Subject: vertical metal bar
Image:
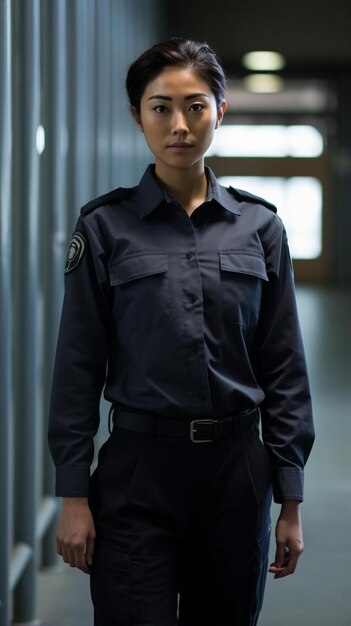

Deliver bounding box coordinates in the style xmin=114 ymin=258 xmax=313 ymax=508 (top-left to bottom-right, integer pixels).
xmin=40 ymin=0 xmax=68 ymax=567
xmin=74 ymin=0 xmax=96 ymax=210
xmin=12 ymin=0 xmax=42 ymax=621
xmin=110 ymin=0 xmax=127 ymax=186
xmin=93 ymin=0 xmax=112 ymax=447
xmin=65 ymin=0 xmax=77 ymax=236
xmin=0 ymin=1 xmax=13 ymax=624
xmin=95 ymin=0 xmax=112 ymax=196
xmin=66 ymin=0 xmax=96 ymax=238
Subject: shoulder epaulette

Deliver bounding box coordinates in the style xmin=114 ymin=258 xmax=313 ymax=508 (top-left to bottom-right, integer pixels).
xmin=227 ymin=186 xmax=277 ymax=213
xmin=80 ymin=186 xmax=133 ymax=217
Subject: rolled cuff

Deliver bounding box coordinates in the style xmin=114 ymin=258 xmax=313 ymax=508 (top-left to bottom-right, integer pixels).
xmin=272 ymin=467 xmax=304 ymax=503
xmin=55 ymin=465 xmax=91 ymax=497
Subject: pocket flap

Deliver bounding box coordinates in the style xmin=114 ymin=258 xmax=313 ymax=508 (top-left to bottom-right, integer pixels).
xmin=219 ymin=251 xmax=269 ymax=281
xmin=108 ymin=253 xmax=169 ymax=286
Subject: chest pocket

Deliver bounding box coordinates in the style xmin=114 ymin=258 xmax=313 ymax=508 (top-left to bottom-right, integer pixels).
xmin=108 ymin=253 xmax=173 ymax=333
xmin=219 ymin=251 xmax=269 ymax=327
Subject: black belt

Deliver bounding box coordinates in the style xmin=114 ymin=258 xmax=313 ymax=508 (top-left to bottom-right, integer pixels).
xmin=108 ymin=406 xmax=260 ymax=443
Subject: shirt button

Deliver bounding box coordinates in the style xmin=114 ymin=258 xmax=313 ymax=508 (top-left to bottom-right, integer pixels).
xmin=186 ymin=252 xmax=193 ymax=260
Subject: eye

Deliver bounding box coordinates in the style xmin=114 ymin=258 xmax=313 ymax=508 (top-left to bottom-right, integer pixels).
xmin=189 ymin=103 xmax=205 ymax=113
xmin=153 ymin=105 xmax=168 ymax=114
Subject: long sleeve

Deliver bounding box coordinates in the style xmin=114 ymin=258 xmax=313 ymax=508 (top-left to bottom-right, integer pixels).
xmin=47 ymin=165 xmax=315 ymax=501
xmin=253 ymin=221 xmax=315 ymax=503
xmin=47 ymin=216 xmax=111 ymax=496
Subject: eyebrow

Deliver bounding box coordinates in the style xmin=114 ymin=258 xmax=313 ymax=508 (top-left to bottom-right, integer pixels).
xmin=147 ymin=93 xmax=210 ymax=101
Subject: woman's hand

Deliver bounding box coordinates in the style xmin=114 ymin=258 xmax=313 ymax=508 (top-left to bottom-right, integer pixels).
xmin=269 ymin=499 xmax=304 ymax=579
xmin=56 ymin=497 xmax=96 ymax=575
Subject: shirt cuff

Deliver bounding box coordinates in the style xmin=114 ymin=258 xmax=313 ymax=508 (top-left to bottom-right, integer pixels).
xmin=55 ymin=465 xmax=91 ymax=497
xmin=272 ymin=467 xmax=304 ymax=503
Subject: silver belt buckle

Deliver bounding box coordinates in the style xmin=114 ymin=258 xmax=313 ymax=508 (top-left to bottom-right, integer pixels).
xmin=190 ymin=419 xmax=217 ymax=443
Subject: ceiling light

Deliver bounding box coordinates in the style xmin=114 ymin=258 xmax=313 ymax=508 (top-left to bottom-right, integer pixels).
xmin=243 ymin=74 xmax=284 ymax=93
xmin=242 ymin=51 xmax=286 ymax=71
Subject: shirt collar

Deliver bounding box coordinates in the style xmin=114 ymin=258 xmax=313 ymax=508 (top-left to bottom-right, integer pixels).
xmin=137 ymin=163 xmax=241 ymax=219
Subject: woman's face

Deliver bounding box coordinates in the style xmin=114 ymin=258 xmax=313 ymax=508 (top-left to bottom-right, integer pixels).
xmin=132 ymin=66 xmax=227 ymax=172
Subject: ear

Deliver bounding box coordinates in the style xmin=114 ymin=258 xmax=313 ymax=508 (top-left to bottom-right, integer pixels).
xmin=130 ymin=105 xmax=144 ymax=132
xmin=215 ymin=99 xmax=227 ymax=129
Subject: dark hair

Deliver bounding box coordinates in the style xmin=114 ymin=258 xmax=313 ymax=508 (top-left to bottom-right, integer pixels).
xmin=126 ymin=37 xmax=227 ymax=114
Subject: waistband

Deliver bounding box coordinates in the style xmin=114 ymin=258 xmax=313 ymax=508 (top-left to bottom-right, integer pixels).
xmin=108 ymin=406 xmax=260 ymax=443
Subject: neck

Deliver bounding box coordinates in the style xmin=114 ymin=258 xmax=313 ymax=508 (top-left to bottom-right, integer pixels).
xmin=154 ymin=159 xmax=207 ymax=209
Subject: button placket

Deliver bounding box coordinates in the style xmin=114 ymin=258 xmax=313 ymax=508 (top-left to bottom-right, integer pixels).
xmin=180 ymin=220 xmax=211 ymax=410
xmin=183 ymin=249 xmax=199 ymax=309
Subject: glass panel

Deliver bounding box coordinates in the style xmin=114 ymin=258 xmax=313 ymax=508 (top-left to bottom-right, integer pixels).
xmin=219 ymin=176 xmax=322 ymax=259
xmin=206 ymin=125 xmax=324 ymax=157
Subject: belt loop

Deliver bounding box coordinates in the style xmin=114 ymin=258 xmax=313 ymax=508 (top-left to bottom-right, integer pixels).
xmin=108 ymin=404 xmax=115 ymax=435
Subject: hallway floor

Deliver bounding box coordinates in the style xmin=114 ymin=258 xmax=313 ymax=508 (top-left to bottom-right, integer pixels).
xmin=37 ymin=286 xmax=351 ymax=625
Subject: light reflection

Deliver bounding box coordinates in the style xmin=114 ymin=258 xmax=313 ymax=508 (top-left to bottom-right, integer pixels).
xmin=244 ymin=74 xmax=284 ymax=93
xmin=36 ymin=125 xmax=45 ymax=155
xmin=219 ymin=176 xmax=322 ymax=259
xmin=207 ymin=125 xmax=323 ymax=158
xmin=242 ymin=50 xmax=286 ymax=71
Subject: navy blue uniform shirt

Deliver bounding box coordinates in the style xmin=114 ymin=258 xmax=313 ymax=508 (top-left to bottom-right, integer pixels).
xmin=48 ymin=163 xmax=315 ymax=502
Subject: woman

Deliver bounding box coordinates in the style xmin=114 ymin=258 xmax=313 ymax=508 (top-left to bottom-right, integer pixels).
xmin=48 ymin=38 xmax=315 ymax=626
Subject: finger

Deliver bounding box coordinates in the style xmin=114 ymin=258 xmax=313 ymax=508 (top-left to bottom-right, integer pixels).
xmin=272 ymin=559 xmax=298 ymax=578
xmin=268 ymin=565 xmax=285 ymax=578
xmin=62 ymin=542 xmax=80 ymax=568
xmin=68 ymin=548 xmax=78 ymax=568
xmin=61 ymin=546 xmax=72 ymax=565
xmin=269 ymin=553 xmax=290 ymax=568
xmin=270 ymin=555 xmax=290 ymax=569
xmin=60 ymin=544 xmax=68 ymax=563
xmin=85 ymin=535 xmax=96 ymax=568
xmin=71 ymin=540 xmax=87 ymax=569
xmin=281 ymin=549 xmax=301 ymax=576
xmin=274 ymin=541 xmax=286 ymax=568
xmin=56 ymin=538 xmax=63 ymax=556
xmin=273 ymin=567 xmax=292 ymax=578
xmin=269 ymin=549 xmax=290 ymax=576
xmin=286 ymin=558 xmax=298 ymax=575
xmin=75 ymin=538 xmax=93 ymax=575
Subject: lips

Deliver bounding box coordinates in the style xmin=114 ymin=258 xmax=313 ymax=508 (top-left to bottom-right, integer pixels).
xmin=168 ymin=142 xmax=193 ymax=148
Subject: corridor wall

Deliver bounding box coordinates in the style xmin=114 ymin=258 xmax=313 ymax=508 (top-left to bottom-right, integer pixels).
xmin=0 ymin=1 xmax=162 ymax=624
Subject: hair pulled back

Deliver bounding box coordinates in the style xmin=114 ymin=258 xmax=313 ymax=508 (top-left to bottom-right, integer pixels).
xmin=126 ymin=37 xmax=227 ymax=114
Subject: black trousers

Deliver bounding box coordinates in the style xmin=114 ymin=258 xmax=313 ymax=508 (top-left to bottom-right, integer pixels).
xmin=88 ymin=420 xmax=273 ymax=626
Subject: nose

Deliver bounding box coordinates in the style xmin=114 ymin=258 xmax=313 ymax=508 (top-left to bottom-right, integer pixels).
xmin=171 ymin=111 xmax=189 ymax=136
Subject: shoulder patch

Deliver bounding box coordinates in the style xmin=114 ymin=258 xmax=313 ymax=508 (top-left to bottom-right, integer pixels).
xmin=65 ymin=231 xmax=86 ymax=274
xmin=227 ymin=186 xmax=277 ymax=213
xmin=80 ymin=187 xmax=133 ymax=217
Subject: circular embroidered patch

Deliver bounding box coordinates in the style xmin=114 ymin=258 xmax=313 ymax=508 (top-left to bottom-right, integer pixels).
xmin=65 ymin=231 xmax=86 ymax=274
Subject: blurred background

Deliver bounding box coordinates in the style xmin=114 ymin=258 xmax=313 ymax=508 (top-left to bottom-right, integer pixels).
xmin=0 ymin=0 xmax=350 ymax=624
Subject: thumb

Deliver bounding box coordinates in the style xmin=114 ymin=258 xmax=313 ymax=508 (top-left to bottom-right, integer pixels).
xmin=85 ymin=534 xmax=95 ymax=567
